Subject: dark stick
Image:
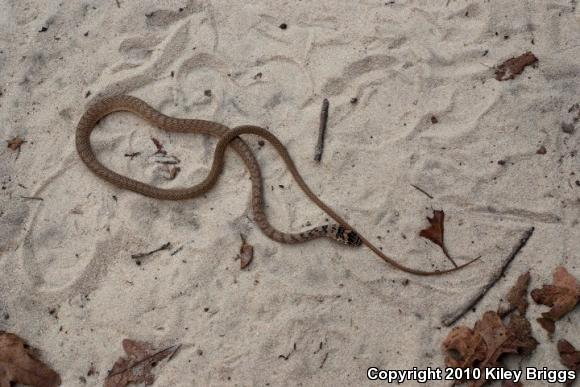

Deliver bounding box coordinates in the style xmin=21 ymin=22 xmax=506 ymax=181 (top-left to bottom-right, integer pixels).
xmin=20 ymin=196 xmax=44 ymax=201
xmin=115 ymin=0 xmax=121 ymax=8
xmin=441 ymin=227 xmax=534 ymax=326
xmin=131 ymin=242 xmax=171 ymax=259
xmin=314 ymin=99 xmax=329 ymax=162
xmin=410 ymin=184 xmax=434 ymax=199
xmin=170 ymin=246 xmax=184 ymax=256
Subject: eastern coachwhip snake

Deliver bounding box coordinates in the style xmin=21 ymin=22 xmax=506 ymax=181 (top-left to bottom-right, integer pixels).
xmin=76 ymin=95 xmax=479 ymax=276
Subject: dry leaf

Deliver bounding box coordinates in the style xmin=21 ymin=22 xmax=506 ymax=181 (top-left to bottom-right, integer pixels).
xmin=536 ymin=317 xmax=555 ymax=334
xmin=531 ymin=266 xmax=580 ymax=321
xmin=558 ymin=339 xmax=580 ymax=370
xmin=443 ymin=311 xmax=537 ymax=387
xmin=558 ymin=339 xmax=579 ymax=386
xmin=0 ymin=331 xmax=61 ymax=387
xmin=507 ymin=271 xmax=530 ymax=314
xmin=495 ymin=51 xmax=538 ymax=81
xmin=104 ymin=339 xmax=176 ymax=387
xmin=7 ymin=136 xmax=25 ymax=151
xmin=419 ymin=210 xmax=456 ymax=266
xmin=238 ymin=234 xmax=253 ymax=270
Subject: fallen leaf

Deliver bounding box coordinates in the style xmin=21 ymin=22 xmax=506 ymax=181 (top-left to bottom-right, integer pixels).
xmin=558 ymin=339 xmax=579 ymax=386
xmin=495 ymin=51 xmax=538 ymax=81
xmin=419 ymin=210 xmax=456 ymax=267
xmin=443 ymin=311 xmax=537 ymax=387
xmin=536 ymin=317 xmax=555 ymax=334
xmin=558 ymin=339 xmax=580 ymax=370
xmin=443 ymin=272 xmax=539 ymax=387
xmin=238 ymin=234 xmax=253 ymax=270
xmin=507 ymin=271 xmax=531 ymax=314
xmin=531 ymin=266 xmax=580 ymax=322
xmin=0 ymin=331 xmax=61 ymax=387
xmin=104 ymin=339 xmax=177 ymax=387
xmin=7 ymin=136 xmax=25 ymax=151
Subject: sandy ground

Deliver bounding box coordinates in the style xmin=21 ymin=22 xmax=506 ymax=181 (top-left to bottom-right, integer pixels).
xmin=0 ymin=0 xmax=579 ymax=386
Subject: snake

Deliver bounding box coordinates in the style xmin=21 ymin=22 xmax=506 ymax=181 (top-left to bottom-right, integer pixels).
xmin=76 ymin=95 xmax=479 ymax=276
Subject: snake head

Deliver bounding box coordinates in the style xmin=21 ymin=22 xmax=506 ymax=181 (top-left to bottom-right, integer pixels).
xmin=334 ymin=225 xmax=362 ymax=247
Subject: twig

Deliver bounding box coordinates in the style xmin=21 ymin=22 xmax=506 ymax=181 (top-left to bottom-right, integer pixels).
xmin=124 ymin=152 xmax=141 ymax=159
xmin=170 ymin=246 xmax=184 ymax=256
xmin=441 ymin=227 xmax=535 ymax=326
xmin=410 ymin=184 xmax=434 ymax=199
xmin=441 ymin=245 xmax=458 ymax=268
xmin=168 ymin=344 xmax=182 ymax=362
xmin=20 ymin=195 xmax=44 ymax=201
xmin=131 ymin=242 xmax=171 ymax=259
xmin=115 ymin=0 xmax=121 ymax=8
xmin=314 ymin=98 xmax=329 ymax=162
xmin=319 ymin=352 xmax=329 ymax=368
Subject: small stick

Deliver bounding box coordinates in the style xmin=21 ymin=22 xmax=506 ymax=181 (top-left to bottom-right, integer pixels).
xmin=167 ymin=344 xmax=182 ymax=362
xmin=115 ymin=0 xmax=121 ymax=8
xmin=410 ymin=184 xmax=434 ymax=199
xmin=20 ymin=195 xmax=44 ymax=201
xmin=170 ymin=246 xmax=184 ymax=256
xmin=124 ymin=152 xmax=141 ymax=159
xmin=441 ymin=227 xmax=534 ymax=326
xmin=314 ymin=98 xmax=329 ymax=162
xmin=131 ymin=242 xmax=171 ymax=259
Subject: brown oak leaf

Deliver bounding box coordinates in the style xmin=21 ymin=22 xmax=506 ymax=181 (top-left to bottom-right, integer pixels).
xmin=495 ymin=51 xmax=538 ymax=81
xmin=558 ymin=339 xmax=579 ymax=386
xmin=419 ymin=210 xmax=457 ymax=267
xmin=238 ymin=234 xmax=254 ymax=270
xmin=504 ymin=271 xmax=531 ymax=315
xmin=104 ymin=339 xmax=177 ymax=387
xmin=0 ymin=331 xmax=61 ymax=387
xmin=531 ymin=266 xmax=580 ymax=321
xmin=536 ymin=317 xmax=555 ymax=334
xmin=443 ymin=311 xmax=537 ymax=387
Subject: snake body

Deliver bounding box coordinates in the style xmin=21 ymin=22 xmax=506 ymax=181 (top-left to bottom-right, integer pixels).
xmin=76 ymin=95 xmax=478 ymax=275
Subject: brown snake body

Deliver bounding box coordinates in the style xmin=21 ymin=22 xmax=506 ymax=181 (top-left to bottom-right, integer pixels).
xmin=76 ymin=95 xmax=479 ymax=276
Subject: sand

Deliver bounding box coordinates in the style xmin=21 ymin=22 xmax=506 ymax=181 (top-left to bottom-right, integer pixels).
xmin=0 ymin=0 xmax=578 ymax=385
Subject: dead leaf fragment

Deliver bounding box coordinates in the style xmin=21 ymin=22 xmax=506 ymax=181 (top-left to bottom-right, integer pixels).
xmin=495 ymin=51 xmax=538 ymax=81
xmin=558 ymin=339 xmax=580 ymax=370
xmin=558 ymin=339 xmax=579 ymax=386
xmin=0 ymin=331 xmax=61 ymax=387
xmin=104 ymin=339 xmax=177 ymax=387
xmin=238 ymin=234 xmax=253 ymax=269
xmin=419 ymin=210 xmax=456 ymax=267
xmin=7 ymin=136 xmax=25 ymax=151
xmin=507 ymin=271 xmax=531 ymax=314
xmin=443 ymin=311 xmax=537 ymax=387
xmin=536 ymin=317 xmax=555 ymax=334
xmin=531 ymin=266 xmax=580 ymax=321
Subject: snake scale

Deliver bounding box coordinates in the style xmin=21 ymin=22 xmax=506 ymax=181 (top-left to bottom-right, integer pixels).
xmin=76 ymin=95 xmax=479 ymax=276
